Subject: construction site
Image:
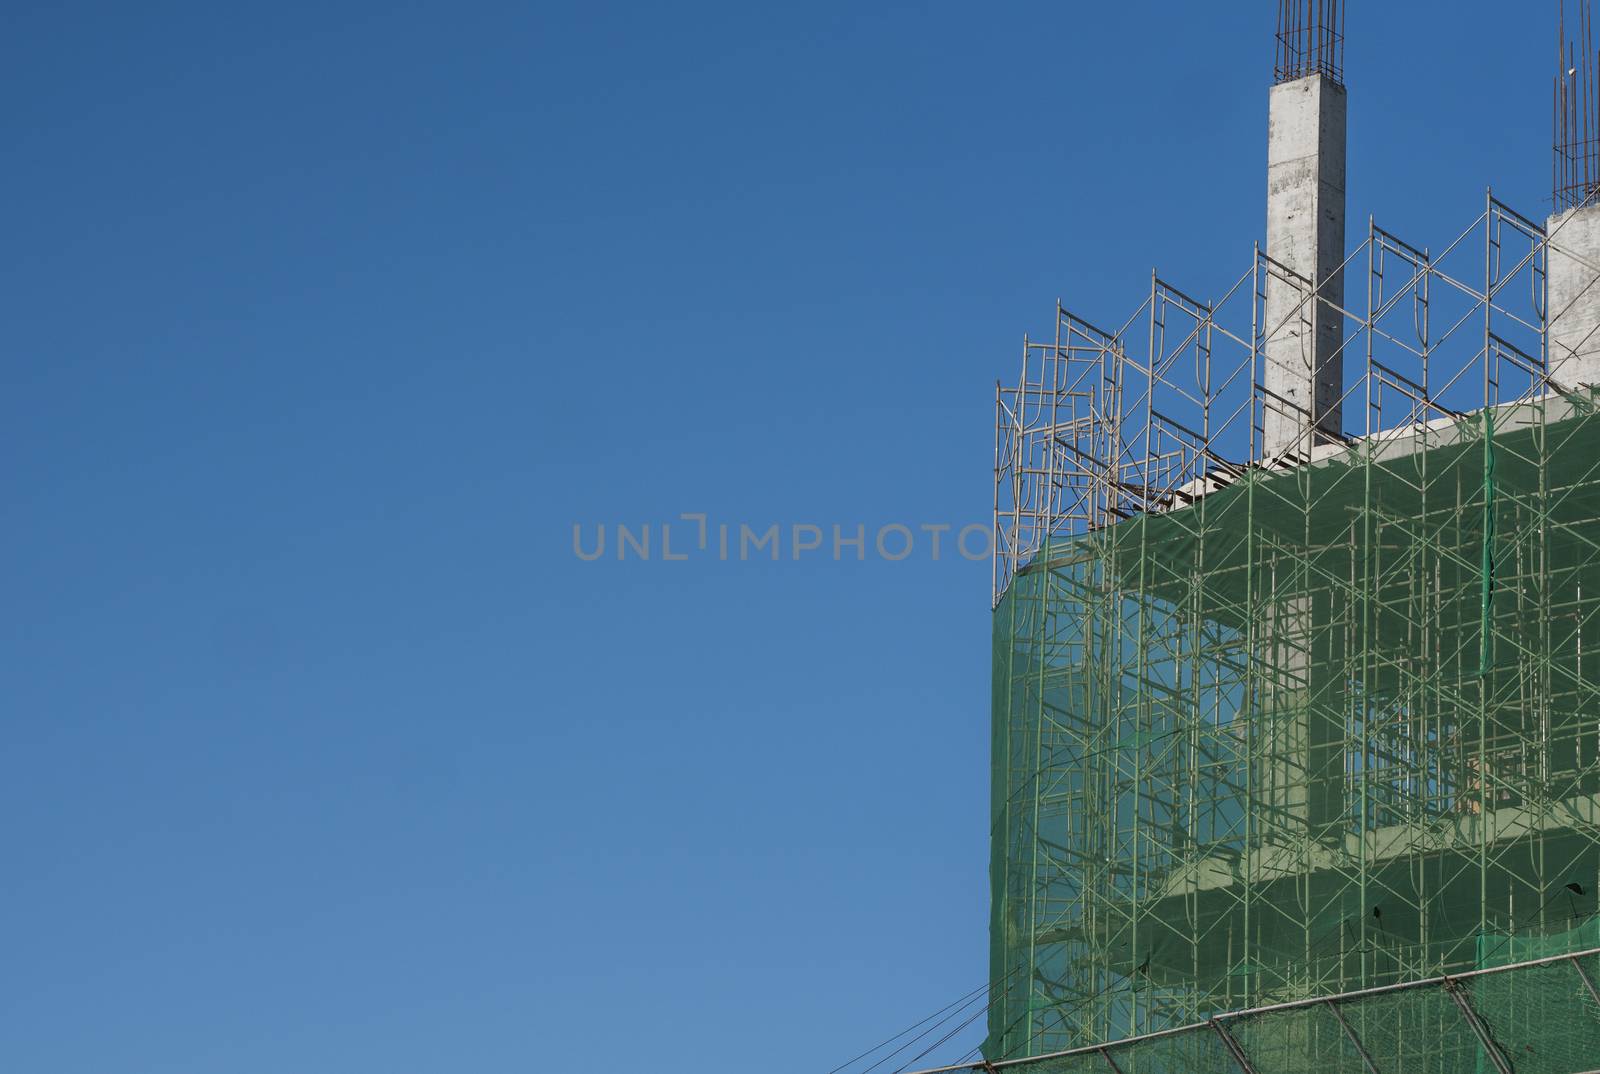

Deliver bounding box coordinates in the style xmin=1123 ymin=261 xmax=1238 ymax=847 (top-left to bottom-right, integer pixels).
xmin=977 ymin=2 xmax=1600 ymax=1071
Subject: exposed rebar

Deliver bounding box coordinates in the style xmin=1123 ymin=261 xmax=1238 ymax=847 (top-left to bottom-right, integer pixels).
xmin=1275 ymin=0 xmax=1344 ymax=85
xmin=1556 ymin=0 xmax=1600 ymax=212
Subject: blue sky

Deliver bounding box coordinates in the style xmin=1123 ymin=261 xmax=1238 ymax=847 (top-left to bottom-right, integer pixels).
xmin=0 ymin=3 xmax=1556 ymax=1072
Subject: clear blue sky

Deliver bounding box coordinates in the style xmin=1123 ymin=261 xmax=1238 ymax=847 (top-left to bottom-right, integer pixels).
xmin=0 ymin=3 xmax=1554 ymax=1072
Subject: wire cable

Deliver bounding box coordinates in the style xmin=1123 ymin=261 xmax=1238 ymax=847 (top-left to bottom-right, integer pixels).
xmin=891 ymin=996 xmax=997 ymax=1074
xmin=860 ymin=990 xmax=993 ymax=1074
xmin=824 ymin=968 xmax=1019 ymax=1074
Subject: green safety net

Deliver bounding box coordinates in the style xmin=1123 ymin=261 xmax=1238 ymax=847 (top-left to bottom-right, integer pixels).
xmin=987 ymin=393 xmax=1600 ymax=1065
xmin=957 ymin=952 xmax=1600 ymax=1073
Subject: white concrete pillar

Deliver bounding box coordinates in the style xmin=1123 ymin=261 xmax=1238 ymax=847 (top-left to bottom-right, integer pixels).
xmin=1547 ymin=203 xmax=1600 ymax=388
xmin=1260 ymin=77 xmax=1348 ymax=844
xmin=1263 ymin=74 xmax=1347 ymax=462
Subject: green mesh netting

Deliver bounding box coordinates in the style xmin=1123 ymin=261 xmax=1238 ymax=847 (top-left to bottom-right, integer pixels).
xmin=1016 ymin=1051 xmax=1108 ymax=1074
xmin=953 ymin=955 xmax=1600 ymax=1073
xmin=1099 ymin=1026 xmax=1237 ymax=1074
xmin=1463 ymin=954 xmax=1600 ymax=1073
xmin=1224 ymin=1004 xmax=1369 ymax=1074
xmin=988 ymin=396 xmax=1600 ymax=1063
xmin=1331 ymin=985 xmax=1485 ymax=1074
xmin=1479 ymin=918 xmax=1600 ymax=968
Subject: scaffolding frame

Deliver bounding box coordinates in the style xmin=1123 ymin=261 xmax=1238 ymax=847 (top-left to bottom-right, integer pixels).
xmin=995 ymin=195 xmax=1568 ymax=605
xmin=933 ymin=946 xmax=1600 ymax=1074
xmin=989 ymin=197 xmax=1600 ymax=1060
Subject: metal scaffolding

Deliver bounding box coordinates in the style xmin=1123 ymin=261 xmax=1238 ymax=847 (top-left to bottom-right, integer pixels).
xmin=988 ymin=196 xmax=1600 ymax=1060
xmin=937 ymin=947 xmax=1600 ymax=1074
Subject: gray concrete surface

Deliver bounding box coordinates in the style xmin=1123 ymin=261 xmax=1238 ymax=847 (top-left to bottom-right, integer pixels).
xmin=1263 ymin=73 xmax=1347 ymax=462
xmin=1547 ymin=202 xmax=1600 ymax=387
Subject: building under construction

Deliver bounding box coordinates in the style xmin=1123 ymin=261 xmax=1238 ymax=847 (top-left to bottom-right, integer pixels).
xmin=983 ymin=3 xmax=1600 ymax=1071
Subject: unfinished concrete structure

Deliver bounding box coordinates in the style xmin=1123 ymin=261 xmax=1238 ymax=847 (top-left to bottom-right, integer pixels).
xmin=981 ymin=4 xmax=1600 ymax=1071
xmin=1549 ymin=205 xmax=1600 ymax=386
xmin=1552 ymin=0 xmax=1600 ymax=389
xmin=1262 ymin=66 xmax=1346 ymax=460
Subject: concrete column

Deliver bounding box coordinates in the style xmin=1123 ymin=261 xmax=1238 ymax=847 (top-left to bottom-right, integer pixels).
xmin=1260 ymin=77 xmax=1348 ymax=849
xmin=1263 ymin=74 xmax=1347 ymax=462
xmin=1547 ymin=204 xmax=1600 ymax=388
